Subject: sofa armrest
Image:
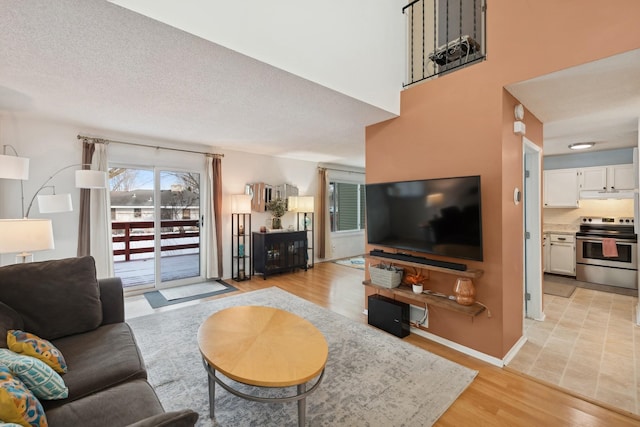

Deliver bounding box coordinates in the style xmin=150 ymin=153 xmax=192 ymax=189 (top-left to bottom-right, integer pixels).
xmin=125 ymin=410 xmax=199 ymax=427
xmin=99 ymin=277 xmax=125 ymax=325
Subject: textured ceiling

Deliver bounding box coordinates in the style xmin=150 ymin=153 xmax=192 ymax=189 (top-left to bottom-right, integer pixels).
xmin=507 ymin=49 xmax=640 ymax=156
xmin=2 ymin=1 xmax=637 ymax=165
xmin=0 ymin=0 xmax=396 ymax=167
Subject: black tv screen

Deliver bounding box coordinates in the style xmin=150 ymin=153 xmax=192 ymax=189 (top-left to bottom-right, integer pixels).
xmin=365 ymin=176 xmax=483 ymax=261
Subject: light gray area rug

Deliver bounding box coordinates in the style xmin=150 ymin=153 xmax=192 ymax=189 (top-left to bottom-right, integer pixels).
xmin=128 ymin=287 xmax=477 ymax=426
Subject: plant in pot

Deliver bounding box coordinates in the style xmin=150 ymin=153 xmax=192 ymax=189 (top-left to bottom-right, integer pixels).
xmin=404 ymin=268 xmax=425 ymax=294
xmin=265 ymin=198 xmax=286 ymax=229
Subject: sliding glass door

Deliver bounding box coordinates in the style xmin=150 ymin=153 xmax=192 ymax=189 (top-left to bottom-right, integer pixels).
xmin=158 ymin=171 xmax=200 ymax=288
xmin=110 ymin=167 xmax=201 ymax=290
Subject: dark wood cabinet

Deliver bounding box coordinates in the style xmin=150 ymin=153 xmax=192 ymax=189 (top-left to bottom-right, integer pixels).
xmin=252 ymin=231 xmax=307 ymax=279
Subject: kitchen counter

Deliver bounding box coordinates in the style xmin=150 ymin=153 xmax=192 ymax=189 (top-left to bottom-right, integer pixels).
xmin=543 ymin=223 xmax=578 ymax=234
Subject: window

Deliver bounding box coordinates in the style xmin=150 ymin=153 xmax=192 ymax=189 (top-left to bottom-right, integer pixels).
xmin=329 ymin=182 xmax=365 ymax=232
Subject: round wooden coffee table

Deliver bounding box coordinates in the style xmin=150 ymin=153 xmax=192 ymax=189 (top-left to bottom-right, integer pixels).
xmin=197 ymin=306 xmax=328 ymax=426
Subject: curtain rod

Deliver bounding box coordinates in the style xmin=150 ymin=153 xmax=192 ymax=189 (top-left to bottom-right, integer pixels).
xmin=319 ymin=166 xmax=365 ymax=175
xmin=76 ymin=134 xmax=224 ymax=158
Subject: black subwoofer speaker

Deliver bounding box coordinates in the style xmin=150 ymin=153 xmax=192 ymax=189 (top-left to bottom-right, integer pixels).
xmin=367 ymin=294 xmax=410 ymax=338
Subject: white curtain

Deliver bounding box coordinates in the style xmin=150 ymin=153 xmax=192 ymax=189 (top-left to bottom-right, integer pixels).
xmin=205 ymin=157 xmax=219 ymax=278
xmin=90 ymin=143 xmax=114 ymax=279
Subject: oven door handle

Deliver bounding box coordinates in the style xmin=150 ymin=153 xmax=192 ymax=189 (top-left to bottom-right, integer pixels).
xmin=576 ymin=238 xmax=637 ymax=244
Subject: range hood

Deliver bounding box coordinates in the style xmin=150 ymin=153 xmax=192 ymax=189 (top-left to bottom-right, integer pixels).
xmin=579 ymin=189 xmax=636 ymax=200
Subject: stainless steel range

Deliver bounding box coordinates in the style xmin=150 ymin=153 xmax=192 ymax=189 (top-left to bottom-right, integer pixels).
xmin=576 ymin=216 xmax=637 ymax=289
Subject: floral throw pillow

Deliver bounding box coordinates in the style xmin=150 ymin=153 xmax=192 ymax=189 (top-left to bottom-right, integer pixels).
xmin=0 ymin=364 xmax=47 ymax=427
xmin=7 ymin=331 xmax=67 ymax=374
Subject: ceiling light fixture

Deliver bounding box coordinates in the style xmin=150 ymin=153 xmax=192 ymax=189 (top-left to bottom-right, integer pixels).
xmin=569 ymin=142 xmax=595 ymax=150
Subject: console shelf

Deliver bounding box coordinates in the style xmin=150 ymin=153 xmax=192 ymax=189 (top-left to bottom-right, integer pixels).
xmin=367 ymin=255 xmax=483 ymax=279
xmin=364 ymin=281 xmax=486 ymax=317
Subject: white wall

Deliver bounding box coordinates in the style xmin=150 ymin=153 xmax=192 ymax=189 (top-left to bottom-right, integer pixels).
xmin=0 ymin=116 xmax=363 ymax=273
xmin=109 ymin=0 xmax=404 ymax=115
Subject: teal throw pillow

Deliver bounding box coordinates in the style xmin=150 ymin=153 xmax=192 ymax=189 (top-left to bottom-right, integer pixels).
xmin=0 ymin=349 xmax=68 ymax=400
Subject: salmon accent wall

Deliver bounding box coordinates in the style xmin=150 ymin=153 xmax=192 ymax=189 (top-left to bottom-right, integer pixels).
xmin=365 ymin=0 xmax=640 ymax=359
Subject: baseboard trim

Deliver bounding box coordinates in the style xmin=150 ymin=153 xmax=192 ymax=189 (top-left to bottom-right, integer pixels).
xmin=502 ymin=335 xmax=527 ymax=366
xmin=364 ymin=308 xmax=526 ymax=368
xmin=410 ymin=327 xmax=505 ymax=367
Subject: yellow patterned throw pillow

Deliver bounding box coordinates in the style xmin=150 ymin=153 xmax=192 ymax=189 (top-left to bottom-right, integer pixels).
xmin=7 ymin=331 xmax=67 ymax=374
xmin=0 ymin=365 xmax=47 ymax=427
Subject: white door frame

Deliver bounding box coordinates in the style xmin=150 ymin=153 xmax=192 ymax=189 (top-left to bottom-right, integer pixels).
xmin=523 ymin=137 xmax=544 ymax=321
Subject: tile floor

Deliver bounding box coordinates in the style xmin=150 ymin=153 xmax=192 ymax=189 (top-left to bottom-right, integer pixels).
xmin=507 ymin=281 xmax=640 ymax=414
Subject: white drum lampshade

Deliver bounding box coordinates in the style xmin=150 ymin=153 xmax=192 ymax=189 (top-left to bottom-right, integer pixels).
xmin=0 ymin=154 xmax=29 ymax=180
xmin=75 ymin=169 xmax=107 ymax=189
xmin=297 ymin=196 xmax=315 ymax=213
xmin=37 ymin=194 xmax=73 ymax=213
xmin=231 ymin=194 xmax=252 ymax=214
xmin=0 ymin=219 xmax=54 ymax=262
xmin=287 ymin=196 xmax=299 ymax=212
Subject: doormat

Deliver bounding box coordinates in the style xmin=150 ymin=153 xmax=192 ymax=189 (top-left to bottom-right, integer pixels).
xmin=143 ymin=280 xmax=237 ymax=308
xmin=334 ymin=256 xmax=366 ymax=270
xmin=543 ymin=281 xmax=576 ymax=298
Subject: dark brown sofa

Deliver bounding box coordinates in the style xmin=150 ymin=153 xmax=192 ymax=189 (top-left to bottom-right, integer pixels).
xmin=0 ymin=256 xmax=198 ymax=427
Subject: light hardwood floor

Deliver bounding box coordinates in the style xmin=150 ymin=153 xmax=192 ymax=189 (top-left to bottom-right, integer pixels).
xmin=124 ymin=262 xmax=640 ymax=426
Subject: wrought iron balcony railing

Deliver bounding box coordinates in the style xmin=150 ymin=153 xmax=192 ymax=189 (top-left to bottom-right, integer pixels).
xmin=403 ymin=0 xmax=486 ymax=86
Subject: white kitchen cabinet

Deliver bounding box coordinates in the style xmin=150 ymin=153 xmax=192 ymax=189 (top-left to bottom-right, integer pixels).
xmin=579 ymin=167 xmax=607 ymax=191
xmin=548 ymin=233 xmax=575 ymax=276
xmin=579 ymin=164 xmax=635 ymax=193
xmin=608 ymin=164 xmax=635 ymax=191
xmin=544 ymin=169 xmax=579 ymax=208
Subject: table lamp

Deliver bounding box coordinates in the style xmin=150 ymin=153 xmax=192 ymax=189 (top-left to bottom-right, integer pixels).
xmin=0 ymin=219 xmax=55 ymax=263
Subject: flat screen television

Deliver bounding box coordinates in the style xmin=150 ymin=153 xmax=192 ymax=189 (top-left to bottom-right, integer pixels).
xmin=365 ymin=175 xmax=483 ymax=261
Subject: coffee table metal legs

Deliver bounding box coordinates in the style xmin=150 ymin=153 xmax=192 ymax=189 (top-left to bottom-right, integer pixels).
xmin=208 ymin=370 xmax=215 ymax=419
xmin=202 ymin=359 xmax=324 ymax=425
xmin=297 ymin=383 xmax=306 ymax=427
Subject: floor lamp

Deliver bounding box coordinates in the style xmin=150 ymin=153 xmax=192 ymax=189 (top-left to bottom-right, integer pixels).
xmin=0 ymin=219 xmax=55 ymax=263
xmin=289 ymin=196 xmax=314 ymax=268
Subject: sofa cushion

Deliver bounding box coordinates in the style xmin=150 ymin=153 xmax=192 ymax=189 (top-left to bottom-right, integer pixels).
xmin=0 ymin=303 xmax=24 ymax=349
xmin=7 ymin=330 xmax=67 ymax=374
xmin=44 ymin=379 xmax=164 ymax=427
xmin=0 ymin=365 xmax=47 ymax=427
xmin=41 ymin=323 xmax=146 ymax=408
xmin=0 ymin=257 xmax=102 ymax=340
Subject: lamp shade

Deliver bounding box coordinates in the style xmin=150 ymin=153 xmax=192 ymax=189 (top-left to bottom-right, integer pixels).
xmin=75 ymin=169 xmax=107 ymax=189
xmin=0 ymin=154 xmax=29 ymax=180
xmin=37 ymin=194 xmax=73 ymax=213
xmin=297 ymin=196 xmax=315 ymax=213
xmin=231 ymin=194 xmax=252 ymax=213
xmin=0 ymin=219 xmax=54 ymax=254
xmin=287 ymin=196 xmax=299 ymax=212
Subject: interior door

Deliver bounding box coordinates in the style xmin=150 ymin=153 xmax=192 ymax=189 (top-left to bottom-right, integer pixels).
xmin=523 ymin=138 xmax=544 ymax=321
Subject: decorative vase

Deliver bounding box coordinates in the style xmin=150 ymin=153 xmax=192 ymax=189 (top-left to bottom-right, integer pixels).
xmin=453 ymin=278 xmax=476 ymax=306
xmin=272 ymin=217 xmax=282 ymax=229
xmin=412 ymin=284 xmax=423 ymax=294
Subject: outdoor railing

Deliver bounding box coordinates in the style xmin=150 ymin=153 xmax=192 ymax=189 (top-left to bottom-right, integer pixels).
xmin=112 ymin=219 xmax=200 ymax=261
xmin=403 ymin=0 xmax=486 ymax=86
